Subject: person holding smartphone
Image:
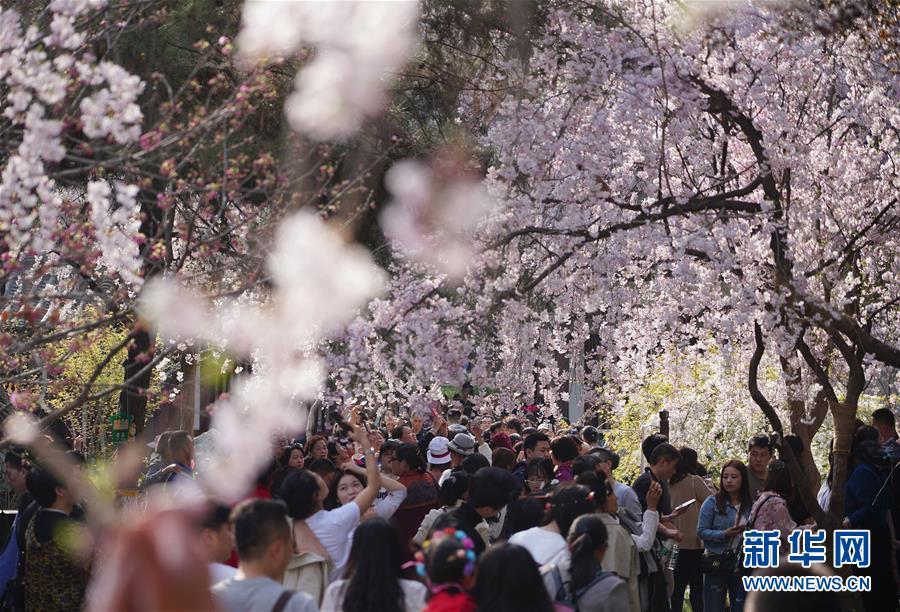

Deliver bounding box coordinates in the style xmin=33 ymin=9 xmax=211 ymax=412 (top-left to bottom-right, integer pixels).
xmin=697 ymin=460 xmax=752 ymax=612
xmin=669 ymin=447 xmax=714 ymax=612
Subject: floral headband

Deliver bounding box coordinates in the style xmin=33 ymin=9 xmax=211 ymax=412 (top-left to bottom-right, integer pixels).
xmin=413 ymin=527 xmax=477 ymax=579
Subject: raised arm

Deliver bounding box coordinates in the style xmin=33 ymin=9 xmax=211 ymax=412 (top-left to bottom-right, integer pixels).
xmin=348 ymin=423 xmax=382 ymax=513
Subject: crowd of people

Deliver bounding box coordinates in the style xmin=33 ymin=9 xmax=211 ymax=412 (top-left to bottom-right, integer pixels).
xmin=0 ymin=401 xmax=896 ymax=611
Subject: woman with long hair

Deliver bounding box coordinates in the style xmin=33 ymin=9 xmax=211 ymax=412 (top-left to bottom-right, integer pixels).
xmin=747 ymin=460 xmax=798 ymax=538
xmin=697 ymin=460 xmax=753 ymax=612
xmin=508 ymin=484 xmax=594 ymax=565
xmin=668 ymin=446 xmax=714 ymax=612
xmin=541 ymin=514 xmax=629 ymax=611
xmin=278 ymin=424 xmax=381 ymax=583
xmin=473 ymin=543 xmax=554 ymax=612
xmin=321 ymin=518 xmax=427 ymax=612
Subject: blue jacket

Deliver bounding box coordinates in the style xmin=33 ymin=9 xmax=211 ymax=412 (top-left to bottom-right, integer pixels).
xmin=697 ymin=495 xmax=750 ymax=555
xmin=845 ymin=462 xmax=890 ymax=530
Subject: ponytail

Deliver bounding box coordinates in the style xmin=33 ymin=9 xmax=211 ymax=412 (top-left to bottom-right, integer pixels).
xmin=566 ymin=514 xmax=609 ymax=593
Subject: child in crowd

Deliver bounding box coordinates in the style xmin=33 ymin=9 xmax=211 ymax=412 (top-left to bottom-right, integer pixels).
xmin=419 ymin=528 xmax=478 ymax=612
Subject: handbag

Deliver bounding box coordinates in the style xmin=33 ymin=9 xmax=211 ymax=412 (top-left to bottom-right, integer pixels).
xmin=701 ymin=548 xmax=738 ymax=574
xmin=701 ymin=501 xmax=744 ymax=575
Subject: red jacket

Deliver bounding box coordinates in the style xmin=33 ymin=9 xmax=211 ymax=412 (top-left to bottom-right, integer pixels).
xmin=423 ymin=589 xmax=477 ymax=612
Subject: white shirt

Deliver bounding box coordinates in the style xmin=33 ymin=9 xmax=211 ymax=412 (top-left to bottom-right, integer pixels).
xmin=321 ymin=578 xmax=427 ymax=612
xmin=306 ymin=503 xmax=361 ymax=581
xmin=209 ymin=562 xmax=237 ymax=586
xmin=509 ymin=526 xmax=567 ymax=565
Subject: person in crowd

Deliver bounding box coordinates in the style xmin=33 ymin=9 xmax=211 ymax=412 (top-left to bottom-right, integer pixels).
xmin=22 ymin=464 xmax=89 ymax=611
xmin=581 ymin=425 xmax=600 ymax=448
xmin=391 ymin=424 xmax=418 ymax=446
xmin=421 ymin=529 xmax=478 ymax=612
xmin=491 ymin=447 xmax=516 ymax=472
xmin=490 ymin=432 xmax=513 ymax=453
xmin=632 ymin=443 xmax=684 ymax=542
xmin=414 ymin=471 xmax=471 ymax=546
xmin=509 ymin=484 xmax=594 ymax=565
xmin=199 ymin=502 xmax=237 ymax=585
xmin=511 ymin=432 xmax=551 ymax=490
xmin=212 ymin=499 xmax=316 ymax=612
xmin=549 ymin=436 xmax=580 ymax=483
xmin=305 ymin=435 xmax=328 ymax=462
xmin=307 ymin=458 xmax=337 ymax=488
xmin=502 ymin=495 xmax=545 ymax=538
xmin=380 ymin=439 xmax=401 ymax=476
xmin=427 ymin=436 xmax=453 ymax=483
xmin=872 ymin=407 xmax=899 ymax=459
xmin=281 ymin=444 xmax=306 ymax=470
xmin=322 ymin=518 xmax=427 ymax=612
xmin=391 ymin=442 xmax=440 ymax=549
xmin=747 ymin=460 xmax=803 ymax=541
xmin=368 ymin=429 xmax=386 ymax=454
xmin=459 ymin=453 xmax=489 ymax=475
xmin=0 ymin=449 xmax=33 ymax=596
xmin=843 ymin=426 xmax=895 ymax=612
xmin=523 ymin=457 xmax=555 ymax=497
xmin=746 ymin=435 xmax=772 ymax=499
xmin=440 ymin=433 xmax=477 ymax=485
xmin=327 ymin=440 xmax=351 ymax=468
xmin=143 ymin=431 xmax=173 ymax=484
xmin=432 ymin=467 xmax=514 ymax=555
xmin=641 ymin=433 xmax=669 ymax=463
xmin=816 ymin=441 xmax=834 ymax=513
xmin=541 ymin=514 xmax=629 ymax=612
xmin=505 ymin=417 xmax=524 ymax=436
xmin=473 ymin=543 xmax=554 ymax=612
xmin=582 ymin=470 xmax=659 ymax=612
xmin=278 ymin=423 xmax=381 ymax=582
xmin=780 ymin=435 xmax=812 ymax=524
xmin=697 ymin=460 xmax=752 ymax=612
xmin=668 ymin=446 xmax=713 ymax=612
xmin=324 ymin=461 xmax=408 ymax=521
xmin=417 ymin=409 xmax=450 ymax=460
xmin=161 ymin=430 xmax=195 ymax=484
xmin=571 ymin=454 xmax=601 ymax=479
xmin=591 ymin=446 xmax=643 ymax=522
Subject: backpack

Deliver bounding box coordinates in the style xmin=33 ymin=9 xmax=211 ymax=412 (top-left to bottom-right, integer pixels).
xmin=547 ymin=565 xmax=617 ymax=612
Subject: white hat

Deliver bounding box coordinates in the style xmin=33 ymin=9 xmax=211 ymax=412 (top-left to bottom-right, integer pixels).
xmin=427 ymin=436 xmax=452 ymax=465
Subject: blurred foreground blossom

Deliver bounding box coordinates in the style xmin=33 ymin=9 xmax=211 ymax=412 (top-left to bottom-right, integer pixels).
xmin=139 ymin=211 xmax=385 ymax=499
xmin=381 ymin=154 xmax=492 ymax=279
xmin=236 ymin=0 xmax=419 ymax=140
xmin=3 ymin=410 xmax=40 ymax=445
xmin=86 ymin=505 xmax=215 ymax=611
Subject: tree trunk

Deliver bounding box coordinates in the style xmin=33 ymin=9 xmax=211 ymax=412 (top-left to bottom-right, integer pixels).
xmin=827 ymin=401 xmax=857 ymax=524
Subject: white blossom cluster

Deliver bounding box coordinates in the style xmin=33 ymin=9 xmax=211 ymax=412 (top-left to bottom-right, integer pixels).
xmin=0 ymin=3 xmax=144 ymax=265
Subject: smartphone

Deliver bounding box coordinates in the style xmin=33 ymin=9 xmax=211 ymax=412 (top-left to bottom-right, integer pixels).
xmin=673 ymin=499 xmax=696 ymax=513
